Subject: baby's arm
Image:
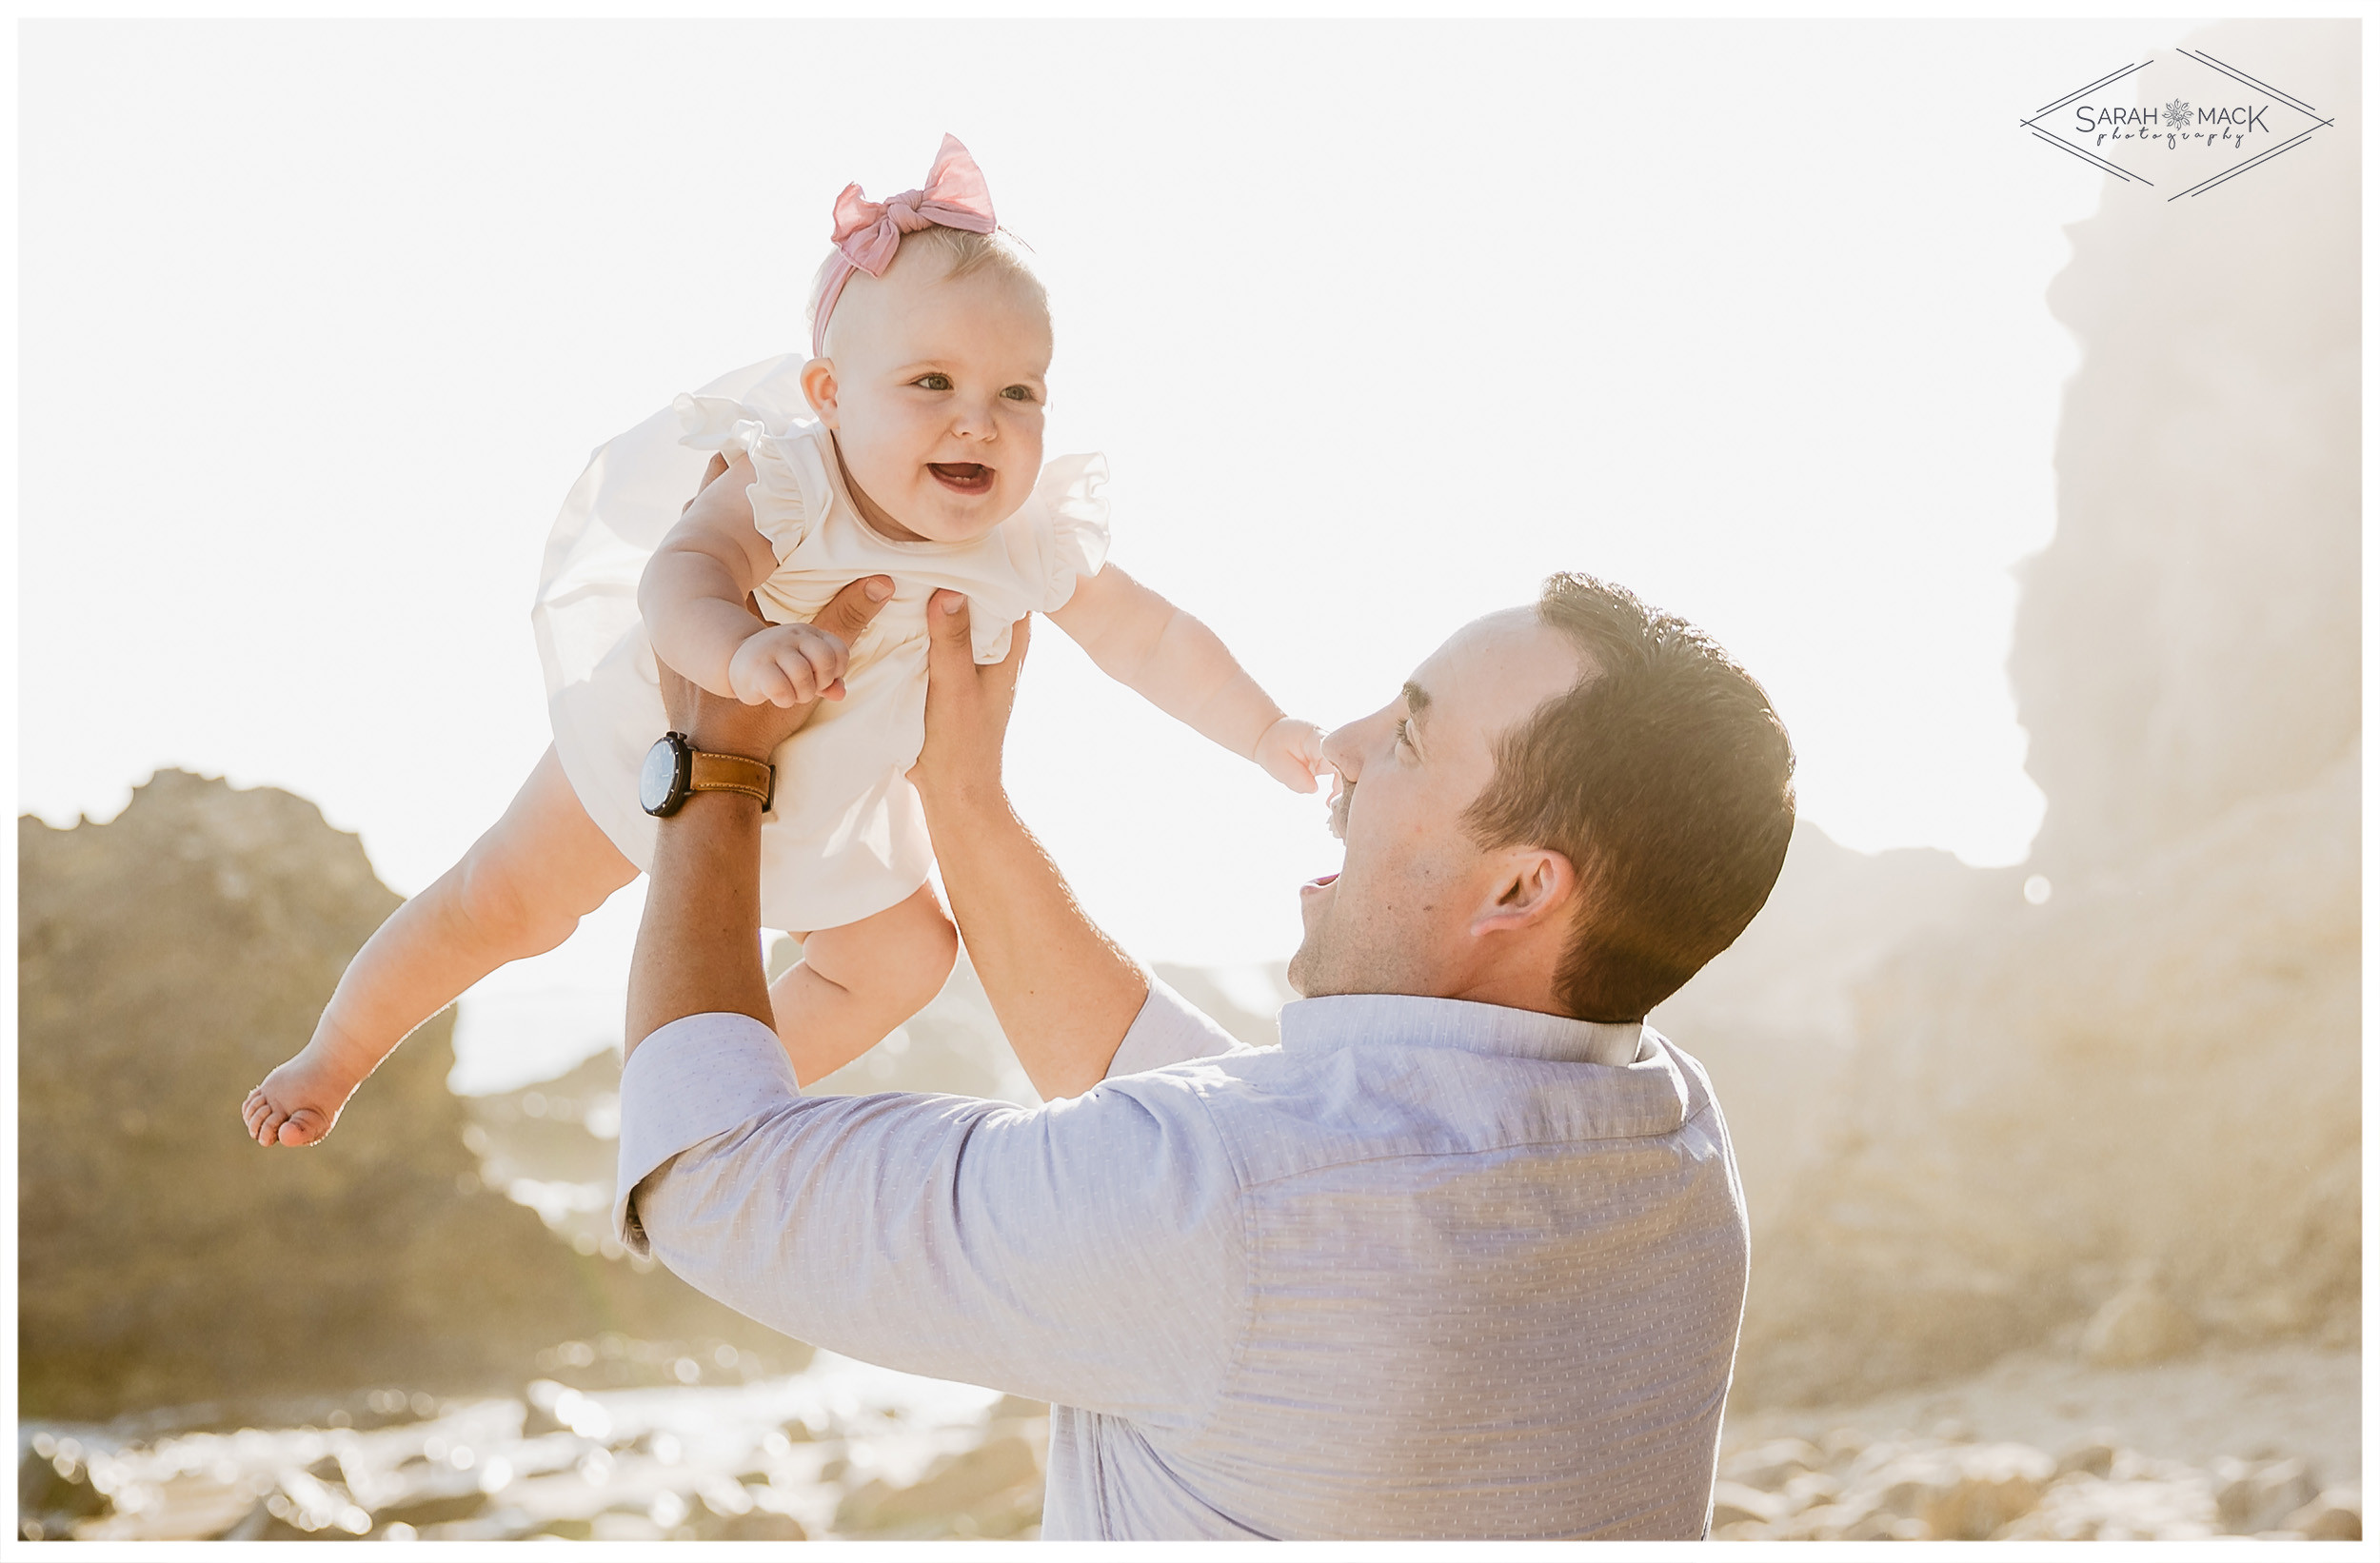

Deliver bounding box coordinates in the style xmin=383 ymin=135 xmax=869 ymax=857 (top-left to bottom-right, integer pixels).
xmin=641 ymin=457 xmax=852 ymax=707
xmin=1049 ymin=564 xmax=1326 ymax=792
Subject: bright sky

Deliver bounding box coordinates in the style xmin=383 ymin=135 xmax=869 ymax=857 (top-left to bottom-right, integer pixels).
xmin=19 ymin=19 xmax=2167 ymax=1087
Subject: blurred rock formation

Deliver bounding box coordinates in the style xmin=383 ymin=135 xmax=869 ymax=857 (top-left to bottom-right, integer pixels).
xmin=17 ymin=769 xmax=805 ymax=1422
xmin=1703 ymin=1427 xmax=2358 ymax=1542
xmin=1656 ymin=18 xmax=2358 ymax=1405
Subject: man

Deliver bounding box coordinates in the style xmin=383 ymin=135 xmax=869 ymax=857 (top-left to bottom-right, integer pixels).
xmin=616 ymin=571 xmax=1795 ymax=1540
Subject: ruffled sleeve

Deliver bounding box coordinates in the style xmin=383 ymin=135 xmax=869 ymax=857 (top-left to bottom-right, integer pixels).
xmin=674 ymin=394 xmax=830 ymax=564
xmin=1028 ymin=453 xmax=1112 ymax=611
xmin=674 ymin=393 xmax=770 ymax=458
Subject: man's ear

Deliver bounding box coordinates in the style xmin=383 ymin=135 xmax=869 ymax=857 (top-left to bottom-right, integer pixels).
xmin=1469 ymin=847 xmax=1578 ymax=940
xmin=801 ymin=358 xmax=841 ymax=428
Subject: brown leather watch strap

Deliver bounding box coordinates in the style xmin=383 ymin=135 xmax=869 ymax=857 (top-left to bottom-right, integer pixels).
xmin=686 ymin=750 xmax=775 ymax=809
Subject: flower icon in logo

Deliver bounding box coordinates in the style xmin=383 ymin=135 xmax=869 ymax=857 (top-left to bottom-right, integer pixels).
xmin=2161 ymin=98 xmax=2193 ymax=130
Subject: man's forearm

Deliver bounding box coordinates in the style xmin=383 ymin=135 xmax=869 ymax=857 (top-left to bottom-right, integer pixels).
xmin=625 ymin=791 xmax=773 ymax=1059
xmin=922 ymin=782 xmax=1148 ymax=1100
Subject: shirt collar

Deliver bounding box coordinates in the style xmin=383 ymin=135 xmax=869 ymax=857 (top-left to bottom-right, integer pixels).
xmin=1277 ymin=993 xmax=1646 ymax=1068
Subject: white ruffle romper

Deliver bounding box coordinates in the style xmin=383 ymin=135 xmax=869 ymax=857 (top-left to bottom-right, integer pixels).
xmin=532 ymin=353 xmax=1109 ymax=933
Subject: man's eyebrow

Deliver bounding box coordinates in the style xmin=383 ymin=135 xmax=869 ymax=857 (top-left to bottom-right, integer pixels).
xmin=1401 ymin=681 xmax=1431 ymax=722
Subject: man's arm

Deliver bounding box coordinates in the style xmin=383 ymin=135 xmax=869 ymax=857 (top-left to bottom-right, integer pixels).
xmin=617 ymin=584 xmax=1244 ymax=1415
xmin=623 ymin=573 xmax=891 ymax=1058
xmin=908 ymin=591 xmax=1154 ymax=1098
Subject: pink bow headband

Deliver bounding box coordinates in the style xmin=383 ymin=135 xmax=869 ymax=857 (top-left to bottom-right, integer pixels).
xmin=810 ymin=133 xmax=998 ymax=360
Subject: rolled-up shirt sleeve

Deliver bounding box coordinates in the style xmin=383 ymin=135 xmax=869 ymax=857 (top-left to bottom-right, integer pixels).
xmin=1106 ymin=975 xmax=1259 ymax=1078
xmin=613 ymin=995 xmax=1249 ymax=1427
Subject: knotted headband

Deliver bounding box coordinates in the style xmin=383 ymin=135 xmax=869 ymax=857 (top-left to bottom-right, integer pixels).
xmin=810 ymin=133 xmax=998 ymax=361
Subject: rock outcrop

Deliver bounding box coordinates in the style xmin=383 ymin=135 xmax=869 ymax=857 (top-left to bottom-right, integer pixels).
xmin=18 ymin=769 xmax=803 ymax=1421
xmin=1649 ymin=822 xmax=1991 ymax=1226
xmin=1705 ymin=1428 xmax=2359 ymax=1542
xmin=1655 ymin=18 xmax=2360 ymax=1407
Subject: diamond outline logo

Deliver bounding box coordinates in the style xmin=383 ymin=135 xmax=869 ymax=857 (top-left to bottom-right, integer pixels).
xmin=2020 ymin=48 xmax=2336 ymax=201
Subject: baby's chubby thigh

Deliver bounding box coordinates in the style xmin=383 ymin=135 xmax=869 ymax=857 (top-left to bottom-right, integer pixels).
xmin=795 ymin=887 xmax=959 ymax=1029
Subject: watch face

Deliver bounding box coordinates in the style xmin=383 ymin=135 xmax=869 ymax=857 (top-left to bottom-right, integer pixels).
xmin=639 ymin=736 xmax=684 ymax=816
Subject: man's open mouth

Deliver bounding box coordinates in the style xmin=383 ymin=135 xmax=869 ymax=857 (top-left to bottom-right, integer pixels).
xmin=928 ymin=462 xmax=993 ymax=495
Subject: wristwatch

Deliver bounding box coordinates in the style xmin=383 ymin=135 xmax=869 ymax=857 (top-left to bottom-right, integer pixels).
xmin=639 ymin=732 xmax=776 ymax=817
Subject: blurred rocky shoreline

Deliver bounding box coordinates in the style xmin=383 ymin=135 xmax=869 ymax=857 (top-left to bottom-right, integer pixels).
xmin=22 ymin=1347 xmax=1051 ymax=1542
xmin=23 ymin=1335 xmax=2359 ymax=1543
xmin=1706 ymin=1340 xmax=2359 ymax=1542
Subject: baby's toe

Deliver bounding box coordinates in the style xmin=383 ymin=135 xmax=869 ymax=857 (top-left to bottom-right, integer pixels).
xmin=278 ymin=1109 xmax=329 ymax=1147
xmin=254 ymin=1106 xmax=289 ymax=1147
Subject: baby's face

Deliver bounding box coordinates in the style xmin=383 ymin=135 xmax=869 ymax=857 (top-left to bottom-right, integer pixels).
xmin=807 ymin=255 xmax=1051 ymax=544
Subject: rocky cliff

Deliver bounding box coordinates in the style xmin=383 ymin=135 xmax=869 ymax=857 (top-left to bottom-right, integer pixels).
xmin=1652 ymin=19 xmax=2359 ymax=1406
xmin=18 ymin=769 xmax=805 ymax=1421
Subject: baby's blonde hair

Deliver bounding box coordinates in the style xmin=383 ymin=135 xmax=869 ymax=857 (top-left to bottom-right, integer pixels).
xmin=806 ymin=227 xmax=1050 ymax=356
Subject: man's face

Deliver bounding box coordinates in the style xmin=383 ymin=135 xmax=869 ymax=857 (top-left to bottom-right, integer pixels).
xmin=1288 ymin=607 xmax=1588 ymax=1002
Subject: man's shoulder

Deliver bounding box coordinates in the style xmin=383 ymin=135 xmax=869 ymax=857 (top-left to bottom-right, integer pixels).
xmin=1102 ymin=1006 xmax=1722 ymax=1195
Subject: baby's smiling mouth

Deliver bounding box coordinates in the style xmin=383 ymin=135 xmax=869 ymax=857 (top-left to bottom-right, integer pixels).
xmin=928 ymin=462 xmax=993 ymax=495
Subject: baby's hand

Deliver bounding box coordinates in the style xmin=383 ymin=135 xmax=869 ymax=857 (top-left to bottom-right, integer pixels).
xmin=1253 ymin=717 xmax=1330 ymax=794
xmin=728 ymin=622 xmax=851 ymax=708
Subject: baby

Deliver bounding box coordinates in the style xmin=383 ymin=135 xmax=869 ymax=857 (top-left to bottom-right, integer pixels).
xmin=243 ymin=136 xmax=1322 ymax=1147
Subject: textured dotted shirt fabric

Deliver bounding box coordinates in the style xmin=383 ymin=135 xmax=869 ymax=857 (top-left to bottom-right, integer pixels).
xmin=615 ymin=979 xmax=1749 ymax=1540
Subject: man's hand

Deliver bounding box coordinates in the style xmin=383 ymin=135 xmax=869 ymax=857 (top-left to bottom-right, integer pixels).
xmin=908 ymin=589 xmax=1030 ymax=806
xmin=659 ymin=575 xmax=895 ymax=762
xmin=910 ymin=590 xmax=1149 ymax=1099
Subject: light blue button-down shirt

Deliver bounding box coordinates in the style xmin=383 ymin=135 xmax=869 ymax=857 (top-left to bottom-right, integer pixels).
xmin=616 ymin=979 xmax=1748 ymax=1540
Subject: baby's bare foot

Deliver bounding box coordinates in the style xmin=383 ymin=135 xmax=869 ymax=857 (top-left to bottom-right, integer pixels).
xmin=241 ymin=1040 xmax=370 ymax=1148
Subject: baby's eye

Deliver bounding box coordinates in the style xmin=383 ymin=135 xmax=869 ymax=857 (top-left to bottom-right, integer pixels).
xmin=913 ymin=373 xmax=953 ymax=391
xmin=1393 ymin=719 xmax=1412 ymax=749
xmin=1000 ymin=385 xmax=1038 ymax=403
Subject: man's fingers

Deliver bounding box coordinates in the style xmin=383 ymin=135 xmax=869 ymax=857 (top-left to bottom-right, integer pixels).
xmin=924 ymin=587 xmax=974 ymax=667
xmin=981 ymin=612 xmax=1032 ymax=700
xmin=812 ymin=574 xmax=895 ymax=646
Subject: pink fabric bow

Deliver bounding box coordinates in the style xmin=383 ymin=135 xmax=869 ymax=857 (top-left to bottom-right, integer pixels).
xmin=810 ymin=133 xmax=998 ymax=360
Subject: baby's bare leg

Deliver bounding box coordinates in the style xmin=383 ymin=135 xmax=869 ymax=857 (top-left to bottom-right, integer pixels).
xmin=771 ymin=886 xmax=960 ymax=1086
xmin=243 ymin=746 xmax=636 ymax=1148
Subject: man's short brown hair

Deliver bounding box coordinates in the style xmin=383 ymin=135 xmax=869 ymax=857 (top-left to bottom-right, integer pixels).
xmin=1464 ymin=574 xmax=1795 ymax=1022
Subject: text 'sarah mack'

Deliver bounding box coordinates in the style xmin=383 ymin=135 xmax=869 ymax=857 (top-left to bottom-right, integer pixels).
xmin=2074 ymin=100 xmax=2272 ymax=149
